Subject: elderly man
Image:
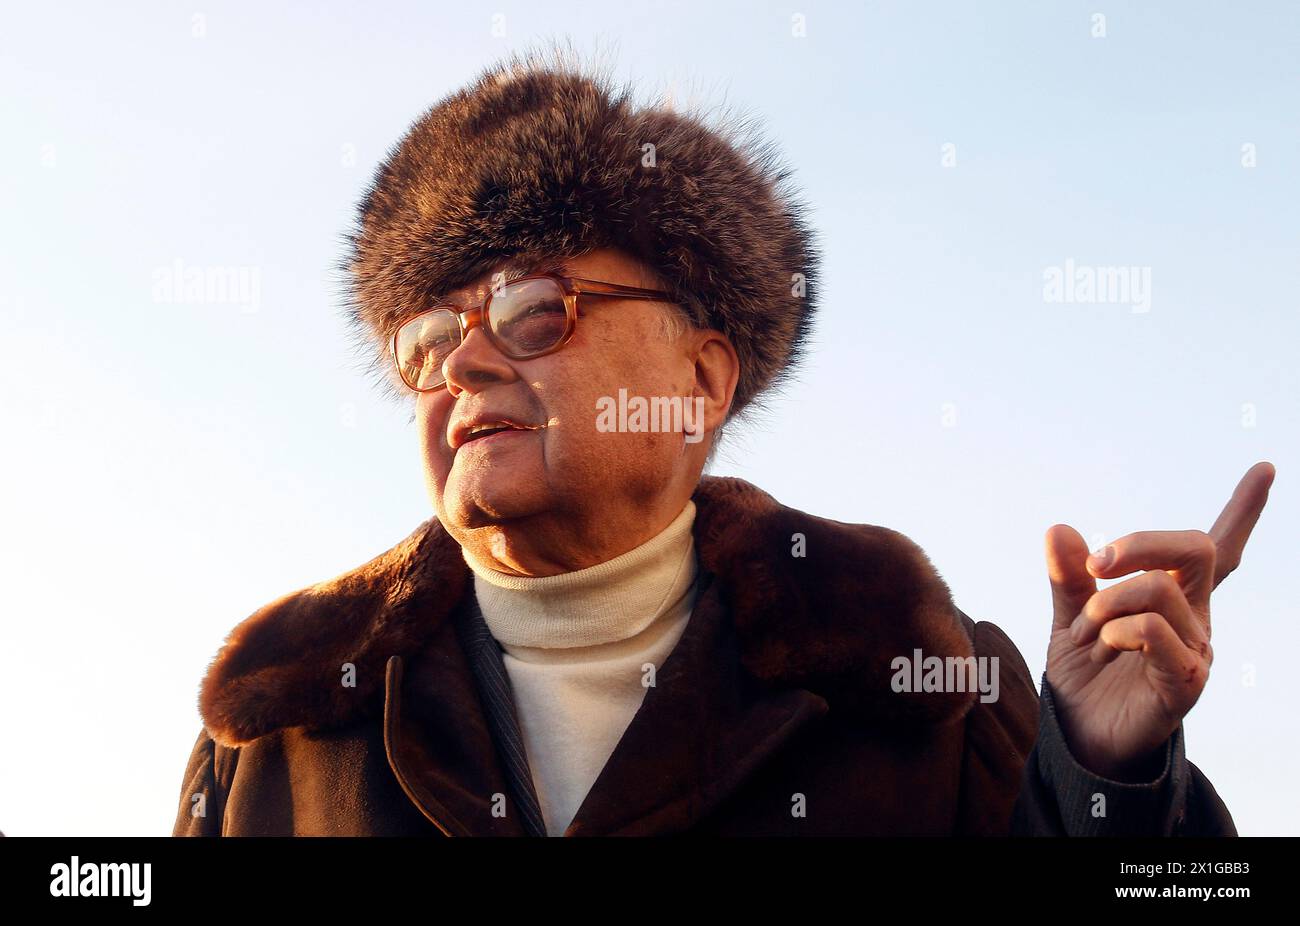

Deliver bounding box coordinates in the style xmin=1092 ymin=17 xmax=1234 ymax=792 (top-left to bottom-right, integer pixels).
xmin=174 ymin=50 xmax=1272 ymax=837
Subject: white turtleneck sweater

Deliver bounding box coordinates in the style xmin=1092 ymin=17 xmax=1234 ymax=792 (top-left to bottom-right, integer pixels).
xmin=460 ymin=499 xmax=700 ymax=836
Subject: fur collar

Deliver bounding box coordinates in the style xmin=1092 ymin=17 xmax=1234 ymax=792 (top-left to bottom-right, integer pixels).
xmin=198 ymin=476 xmax=977 ymax=749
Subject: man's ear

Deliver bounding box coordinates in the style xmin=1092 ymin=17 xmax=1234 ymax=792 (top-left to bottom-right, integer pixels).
xmin=690 ymin=329 xmax=739 ymax=434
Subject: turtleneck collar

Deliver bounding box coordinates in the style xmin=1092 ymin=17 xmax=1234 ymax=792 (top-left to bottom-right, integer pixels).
xmin=461 ymin=499 xmax=699 ymax=650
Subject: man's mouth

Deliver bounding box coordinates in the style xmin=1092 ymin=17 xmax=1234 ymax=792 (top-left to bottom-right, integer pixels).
xmin=457 ymin=420 xmax=545 ymax=448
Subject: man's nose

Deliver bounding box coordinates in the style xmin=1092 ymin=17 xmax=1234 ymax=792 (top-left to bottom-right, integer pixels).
xmin=442 ymin=318 xmax=517 ymax=397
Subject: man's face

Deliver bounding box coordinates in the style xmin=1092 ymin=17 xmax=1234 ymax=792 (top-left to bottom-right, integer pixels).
xmin=416 ymin=247 xmax=723 ymax=569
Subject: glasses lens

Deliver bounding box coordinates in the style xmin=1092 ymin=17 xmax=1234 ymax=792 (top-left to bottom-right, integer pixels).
xmin=395 ymin=309 xmax=459 ymax=390
xmin=489 ymin=278 xmax=570 ymax=356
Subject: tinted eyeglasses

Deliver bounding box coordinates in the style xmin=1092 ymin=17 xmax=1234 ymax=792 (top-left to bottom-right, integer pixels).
xmin=391 ymin=273 xmax=677 ymax=393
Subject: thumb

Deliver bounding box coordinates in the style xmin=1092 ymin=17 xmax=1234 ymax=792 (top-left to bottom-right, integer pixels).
xmin=1045 ymin=524 xmax=1098 ymax=632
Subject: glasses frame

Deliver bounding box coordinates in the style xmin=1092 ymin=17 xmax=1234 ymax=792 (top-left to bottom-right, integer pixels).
xmin=391 ymin=273 xmax=678 ymax=393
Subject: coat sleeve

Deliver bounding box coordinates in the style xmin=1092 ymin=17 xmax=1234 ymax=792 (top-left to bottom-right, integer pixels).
xmin=172 ymin=727 xmax=236 ymax=836
xmin=953 ymin=612 xmax=1236 ymax=836
xmin=1010 ymin=672 xmax=1237 ymax=836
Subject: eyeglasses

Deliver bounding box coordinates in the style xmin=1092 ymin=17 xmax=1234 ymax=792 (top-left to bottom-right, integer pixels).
xmin=391 ymin=273 xmax=677 ymax=393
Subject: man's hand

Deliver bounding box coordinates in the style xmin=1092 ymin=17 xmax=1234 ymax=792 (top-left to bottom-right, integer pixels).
xmin=1043 ymin=461 xmax=1275 ymax=781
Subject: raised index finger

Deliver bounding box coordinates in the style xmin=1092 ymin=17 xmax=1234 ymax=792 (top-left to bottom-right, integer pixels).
xmin=1208 ymin=461 xmax=1276 ymax=589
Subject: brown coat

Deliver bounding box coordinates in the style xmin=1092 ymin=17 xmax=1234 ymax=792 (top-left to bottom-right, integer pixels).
xmin=173 ymin=476 xmax=1235 ymax=836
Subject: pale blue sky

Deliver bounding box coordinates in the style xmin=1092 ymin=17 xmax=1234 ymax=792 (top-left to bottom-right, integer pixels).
xmin=1 ymin=1 xmax=1295 ymax=835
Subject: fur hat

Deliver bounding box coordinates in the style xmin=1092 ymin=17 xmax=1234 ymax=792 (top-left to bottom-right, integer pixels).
xmin=338 ymin=44 xmax=820 ymax=421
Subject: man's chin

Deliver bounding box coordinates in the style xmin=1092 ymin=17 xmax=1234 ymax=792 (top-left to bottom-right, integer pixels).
xmin=441 ymin=469 xmax=542 ymax=527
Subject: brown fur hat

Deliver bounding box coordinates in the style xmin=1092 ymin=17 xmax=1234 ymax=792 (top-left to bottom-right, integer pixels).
xmin=338 ymin=43 xmax=820 ymax=421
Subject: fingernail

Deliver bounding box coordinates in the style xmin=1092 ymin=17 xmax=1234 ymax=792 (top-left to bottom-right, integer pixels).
xmin=1089 ymin=545 xmax=1113 ymax=570
xmin=1069 ymin=615 xmax=1086 ymax=644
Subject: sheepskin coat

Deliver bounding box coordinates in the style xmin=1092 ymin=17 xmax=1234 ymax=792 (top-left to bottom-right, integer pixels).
xmin=173 ymin=476 xmax=1235 ymax=836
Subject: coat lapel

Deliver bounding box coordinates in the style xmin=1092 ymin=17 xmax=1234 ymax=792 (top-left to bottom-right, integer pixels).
xmin=562 ymin=567 xmax=831 ymax=835
xmin=380 ymin=591 xmax=530 ymax=836
xmin=197 ymin=475 xmax=980 ymax=835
